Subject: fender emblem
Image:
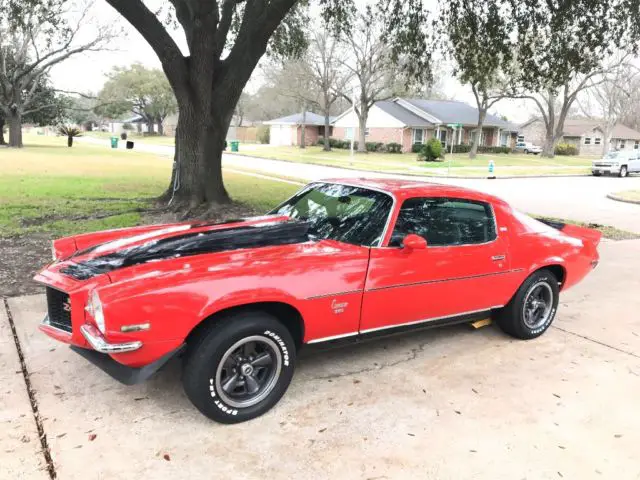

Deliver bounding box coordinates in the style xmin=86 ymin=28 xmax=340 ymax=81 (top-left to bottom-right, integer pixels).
xmin=62 ymin=300 xmax=72 ymax=313
xmin=331 ymin=299 xmax=348 ymax=314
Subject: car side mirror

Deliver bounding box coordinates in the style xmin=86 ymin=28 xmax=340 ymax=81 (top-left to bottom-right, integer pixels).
xmin=402 ymin=234 xmax=427 ymax=250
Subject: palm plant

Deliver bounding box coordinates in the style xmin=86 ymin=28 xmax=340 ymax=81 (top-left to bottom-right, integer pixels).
xmin=58 ymin=125 xmax=83 ymax=147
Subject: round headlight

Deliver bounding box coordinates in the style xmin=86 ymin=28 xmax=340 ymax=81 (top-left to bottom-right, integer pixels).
xmin=90 ymin=290 xmax=106 ymax=334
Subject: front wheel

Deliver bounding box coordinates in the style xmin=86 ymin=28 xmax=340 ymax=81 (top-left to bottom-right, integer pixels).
xmin=619 ymin=165 xmax=628 ymax=178
xmin=524 ymin=149 xmax=529 ymax=154
xmin=182 ymin=311 xmax=296 ymax=423
xmin=496 ymin=269 xmax=560 ymax=339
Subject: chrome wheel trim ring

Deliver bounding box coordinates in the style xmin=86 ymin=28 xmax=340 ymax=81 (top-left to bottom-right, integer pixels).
xmin=215 ymin=335 xmax=282 ymax=409
xmin=522 ymin=281 xmax=554 ymax=330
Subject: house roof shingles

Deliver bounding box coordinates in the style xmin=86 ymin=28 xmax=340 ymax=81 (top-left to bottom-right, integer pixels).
xmin=403 ymin=99 xmax=517 ymax=130
xmin=561 ymin=119 xmax=640 ymax=140
xmin=264 ymin=112 xmax=332 ymax=126
xmin=375 ymin=100 xmax=434 ymax=127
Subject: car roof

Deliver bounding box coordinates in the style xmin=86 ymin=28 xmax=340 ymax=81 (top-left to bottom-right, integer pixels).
xmin=320 ymin=177 xmax=507 ymax=205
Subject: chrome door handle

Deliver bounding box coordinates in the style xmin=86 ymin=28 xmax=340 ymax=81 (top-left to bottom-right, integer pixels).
xmin=491 ymin=255 xmax=506 ymax=261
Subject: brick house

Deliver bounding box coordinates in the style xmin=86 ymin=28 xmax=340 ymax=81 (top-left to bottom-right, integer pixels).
xmin=332 ymin=98 xmax=519 ymax=153
xmin=264 ymin=112 xmax=333 ymax=147
xmin=518 ymin=118 xmax=640 ymax=155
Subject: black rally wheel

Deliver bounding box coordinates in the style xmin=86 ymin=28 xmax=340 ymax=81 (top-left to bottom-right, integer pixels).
xmin=182 ymin=311 xmax=296 ymax=424
xmin=496 ymin=269 xmax=560 ymax=339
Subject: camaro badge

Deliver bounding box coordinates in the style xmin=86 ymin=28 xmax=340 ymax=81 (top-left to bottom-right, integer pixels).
xmin=331 ymin=299 xmax=348 ymax=314
xmin=62 ymin=300 xmax=72 ymax=312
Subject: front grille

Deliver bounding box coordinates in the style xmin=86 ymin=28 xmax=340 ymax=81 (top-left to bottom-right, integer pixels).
xmin=594 ymin=163 xmax=611 ymax=167
xmin=46 ymin=287 xmax=72 ymax=333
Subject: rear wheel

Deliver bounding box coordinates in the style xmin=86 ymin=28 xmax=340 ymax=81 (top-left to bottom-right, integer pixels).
xmin=524 ymin=149 xmax=529 ymax=154
xmin=592 ymin=171 xmax=602 ymax=176
xmin=182 ymin=311 xmax=296 ymax=423
xmin=496 ymin=269 xmax=559 ymax=339
xmin=619 ymin=165 xmax=628 ymax=178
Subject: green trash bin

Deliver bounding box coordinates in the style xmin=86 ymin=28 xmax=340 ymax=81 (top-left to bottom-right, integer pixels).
xmin=230 ymin=141 xmax=239 ymax=152
xmin=110 ymin=136 xmax=119 ymax=149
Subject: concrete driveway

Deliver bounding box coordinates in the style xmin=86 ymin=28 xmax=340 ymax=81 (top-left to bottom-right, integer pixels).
xmin=2 ymin=239 xmax=640 ymax=479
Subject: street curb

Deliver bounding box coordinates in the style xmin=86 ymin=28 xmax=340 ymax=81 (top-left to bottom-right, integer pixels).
xmin=225 ymin=153 xmax=591 ymax=180
xmin=606 ymin=193 xmax=640 ymax=205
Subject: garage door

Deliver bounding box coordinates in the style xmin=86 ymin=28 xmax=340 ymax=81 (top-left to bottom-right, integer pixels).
xmin=270 ymin=125 xmax=293 ymax=146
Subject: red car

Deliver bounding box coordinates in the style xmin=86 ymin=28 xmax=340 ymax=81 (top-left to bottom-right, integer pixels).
xmin=35 ymin=179 xmax=600 ymax=423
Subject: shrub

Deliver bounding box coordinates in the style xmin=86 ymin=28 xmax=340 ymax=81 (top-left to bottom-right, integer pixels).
xmin=411 ymin=143 xmax=423 ymax=153
xmin=365 ymin=141 xmax=384 ymax=152
xmin=478 ymin=145 xmax=512 ymax=154
xmin=554 ymin=143 xmax=578 ymax=155
xmin=122 ymin=122 xmax=134 ymax=131
xmin=58 ymin=125 xmax=82 ymax=147
xmin=256 ymin=125 xmax=270 ymax=144
xmin=452 ymin=144 xmax=471 ymax=153
xmin=386 ymin=142 xmax=402 ymax=153
xmin=418 ymin=137 xmax=444 ymax=161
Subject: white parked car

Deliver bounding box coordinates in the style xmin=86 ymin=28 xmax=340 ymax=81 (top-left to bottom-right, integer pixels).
xmin=514 ymin=142 xmax=543 ymax=154
xmin=592 ymin=150 xmax=640 ymax=177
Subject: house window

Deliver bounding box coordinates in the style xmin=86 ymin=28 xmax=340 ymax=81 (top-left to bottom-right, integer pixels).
xmin=365 ymin=128 xmax=370 ymax=137
xmin=635 ymin=141 xmax=639 ymax=150
xmin=345 ymin=127 xmax=354 ymax=140
xmin=620 ymin=140 xmax=626 ymax=149
xmin=594 ymin=137 xmax=601 ymax=145
xmin=584 ymin=137 xmax=591 ymax=145
xmin=517 ymin=135 xmax=525 ymax=142
xmin=413 ymin=129 xmax=424 ymax=145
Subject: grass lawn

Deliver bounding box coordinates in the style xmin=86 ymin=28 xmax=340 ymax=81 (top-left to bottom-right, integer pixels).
xmin=83 ymin=130 xmax=176 ymax=146
xmin=0 ymin=135 xmax=299 ymax=237
xmin=609 ymin=189 xmax=640 ymax=203
xmin=230 ymin=146 xmax=592 ymax=177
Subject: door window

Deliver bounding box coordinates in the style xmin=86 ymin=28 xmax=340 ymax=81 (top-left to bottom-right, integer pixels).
xmin=390 ymin=197 xmax=497 ymax=247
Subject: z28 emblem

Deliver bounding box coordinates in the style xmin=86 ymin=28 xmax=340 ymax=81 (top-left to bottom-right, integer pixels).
xmin=331 ymin=299 xmax=348 ymax=314
xmin=63 ymin=300 xmax=72 ymax=312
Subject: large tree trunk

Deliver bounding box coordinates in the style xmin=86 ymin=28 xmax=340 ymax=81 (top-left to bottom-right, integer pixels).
xmin=157 ymin=118 xmax=164 ymax=136
xmin=541 ymin=130 xmax=556 ymax=158
xmin=0 ymin=118 xmax=5 ymax=145
xmin=323 ymin=110 xmax=331 ymax=152
xmin=469 ymin=108 xmax=487 ymax=159
xmin=165 ymin=90 xmax=232 ymax=209
xmin=147 ymin=119 xmax=155 ymax=134
xmin=357 ymin=110 xmax=367 ymax=153
xmin=8 ymin=111 xmax=23 ymax=148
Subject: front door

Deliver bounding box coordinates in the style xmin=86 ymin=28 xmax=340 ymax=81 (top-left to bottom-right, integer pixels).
xmin=360 ymin=196 xmax=516 ymax=334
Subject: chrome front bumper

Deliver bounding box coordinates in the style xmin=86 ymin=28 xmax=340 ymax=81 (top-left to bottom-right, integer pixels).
xmin=80 ymin=324 xmax=142 ymax=354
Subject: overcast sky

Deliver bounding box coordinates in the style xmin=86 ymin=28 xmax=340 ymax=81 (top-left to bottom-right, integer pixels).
xmin=48 ymin=0 xmax=534 ymax=124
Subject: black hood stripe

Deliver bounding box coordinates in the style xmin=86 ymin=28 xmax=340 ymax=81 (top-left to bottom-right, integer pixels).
xmin=60 ymin=221 xmax=310 ymax=280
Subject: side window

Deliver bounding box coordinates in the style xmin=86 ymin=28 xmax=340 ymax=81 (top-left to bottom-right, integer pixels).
xmin=390 ymin=197 xmax=497 ymax=247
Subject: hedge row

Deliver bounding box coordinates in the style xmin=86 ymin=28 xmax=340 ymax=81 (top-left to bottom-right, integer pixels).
xmin=317 ymin=137 xmax=403 ymax=153
xmin=554 ymin=143 xmax=578 ymax=155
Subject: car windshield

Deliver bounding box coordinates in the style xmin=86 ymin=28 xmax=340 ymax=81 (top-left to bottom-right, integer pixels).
xmin=604 ymin=152 xmax=620 ymax=159
xmin=271 ymin=182 xmax=394 ymax=246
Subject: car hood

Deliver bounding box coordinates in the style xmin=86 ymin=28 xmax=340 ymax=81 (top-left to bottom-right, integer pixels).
xmin=56 ymin=215 xmax=311 ymax=280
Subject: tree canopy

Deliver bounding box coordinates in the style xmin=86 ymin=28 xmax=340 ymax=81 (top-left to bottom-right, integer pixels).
xmin=0 ymin=0 xmax=111 ymax=146
xmin=104 ymin=0 xmax=431 ymax=208
xmin=97 ymin=64 xmax=178 ymax=134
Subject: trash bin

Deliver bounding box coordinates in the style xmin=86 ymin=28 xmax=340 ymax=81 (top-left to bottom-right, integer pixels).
xmin=126 ymin=141 xmax=134 ymax=150
xmin=230 ymin=141 xmax=239 ymax=152
xmin=110 ymin=136 xmax=119 ymax=149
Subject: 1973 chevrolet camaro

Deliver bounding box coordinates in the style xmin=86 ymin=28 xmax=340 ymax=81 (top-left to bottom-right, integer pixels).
xmin=35 ymin=179 xmax=600 ymax=423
